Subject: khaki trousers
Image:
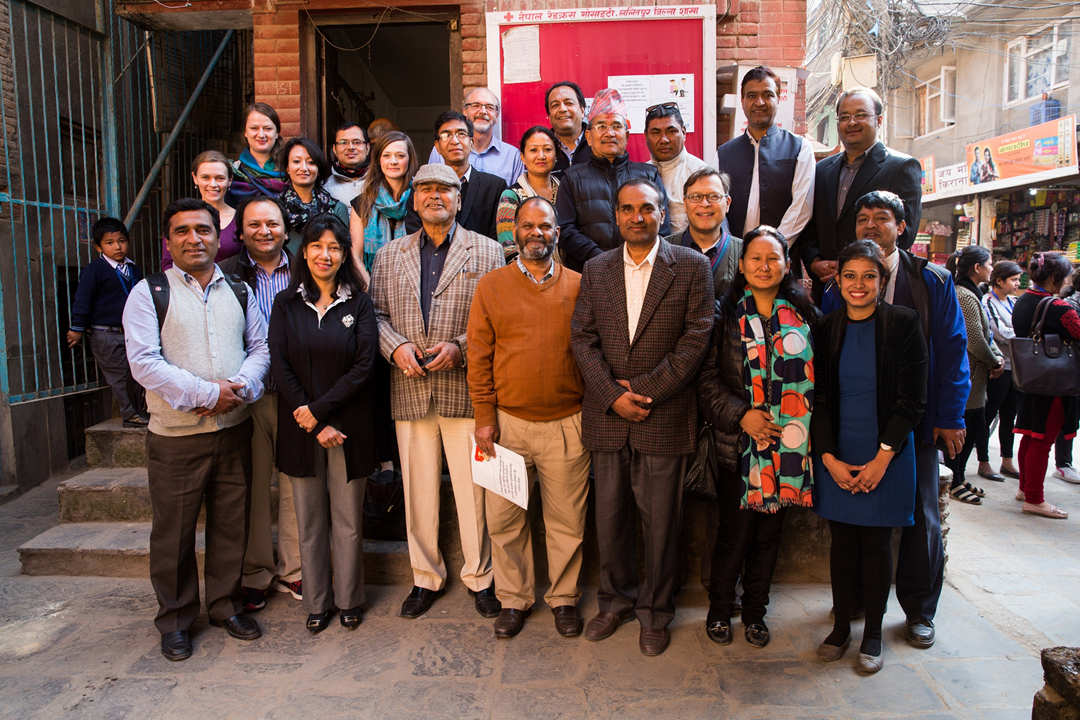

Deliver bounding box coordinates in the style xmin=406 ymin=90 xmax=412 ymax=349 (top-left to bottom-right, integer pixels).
xmin=243 ymin=393 xmax=301 ymax=589
xmin=397 ymin=400 xmax=492 ymax=591
xmin=486 ymin=410 xmax=590 ymax=610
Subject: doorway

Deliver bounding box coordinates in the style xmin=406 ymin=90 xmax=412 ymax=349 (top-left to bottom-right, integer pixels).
xmin=316 ymin=13 xmax=459 ymax=161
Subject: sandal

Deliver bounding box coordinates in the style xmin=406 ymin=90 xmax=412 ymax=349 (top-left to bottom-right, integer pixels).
xmin=1016 ymin=491 xmax=1025 ymax=502
xmin=963 ymin=481 xmax=986 ymax=498
xmin=949 ymin=486 xmax=982 ymax=505
xmin=1022 ymin=502 xmax=1069 ymax=519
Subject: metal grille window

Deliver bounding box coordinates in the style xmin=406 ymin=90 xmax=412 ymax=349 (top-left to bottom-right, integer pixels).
xmin=1006 ymin=24 xmax=1071 ymax=104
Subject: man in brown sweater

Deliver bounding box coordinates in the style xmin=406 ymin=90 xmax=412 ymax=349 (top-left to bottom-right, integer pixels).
xmin=467 ymin=197 xmax=590 ymax=639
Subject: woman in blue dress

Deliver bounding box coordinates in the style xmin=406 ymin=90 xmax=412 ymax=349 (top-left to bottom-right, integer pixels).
xmin=811 ymin=240 xmax=928 ymax=674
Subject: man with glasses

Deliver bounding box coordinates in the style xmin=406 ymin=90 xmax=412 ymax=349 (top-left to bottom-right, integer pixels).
xmin=664 ymin=168 xmax=741 ymax=300
xmin=797 ymin=86 xmax=922 ymax=301
xmin=646 ymin=103 xmax=711 ymax=233
xmin=410 ymin=111 xmax=507 ymax=241
xmin=427 ymin=87 xmax=525 ymax=187
xmin=556 ymin=88 xmax=670 ymax=273
xmin=716 ymin=66 xmax=815 ymax=245
xmin=545 ymin=80 xmax=592 ymax=179
xmin=325 ymin=121 xmax=370 ymax=206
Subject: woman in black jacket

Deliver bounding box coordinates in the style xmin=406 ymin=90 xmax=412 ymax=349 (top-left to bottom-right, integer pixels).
xmin=811 ymin=240 xmax=927 ymax=674
xmin=697 ymin=226 xmax=819 ymax=649
xmin=1013 ymin=252 xmax=1080 ymax=520
xmin=269 ymin=213 xmax=378 ymax=633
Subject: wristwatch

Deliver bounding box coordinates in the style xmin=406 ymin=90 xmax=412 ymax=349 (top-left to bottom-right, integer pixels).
xmin=880 ymin=442 xmax=896 ymax=453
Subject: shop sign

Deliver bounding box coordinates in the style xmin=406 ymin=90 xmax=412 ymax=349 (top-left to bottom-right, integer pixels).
xmin=919 ymin=156 xmax=936 ymax=195
xmin=935 ymin=163 xmax=968 ymax=193
xmin=966 ymin=115 xmax=1077 ymax=185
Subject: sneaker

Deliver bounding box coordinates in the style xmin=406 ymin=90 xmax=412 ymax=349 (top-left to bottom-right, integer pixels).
xmin=242 ymin=586 xmax=267 ymax=612
xmin=1054 ymin=465 xmax=1080 ymax=484
xmin=275 ymin=578 xmax=302 ymax=600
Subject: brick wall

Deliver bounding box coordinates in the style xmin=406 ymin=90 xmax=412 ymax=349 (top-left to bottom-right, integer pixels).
xmin=252 ymin=0 xmax=808 ymax=138
xmin=0 ymin=0 xmax=19 ymax=203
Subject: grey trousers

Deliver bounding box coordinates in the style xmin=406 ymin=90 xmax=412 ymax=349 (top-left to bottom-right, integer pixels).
xmin=288 ymin=444 xmax=366 ymax=615
xmin=593 ymin=445 xmax=686 ymax=630
xmin=89 ymin=329 xmax=140 ymax=419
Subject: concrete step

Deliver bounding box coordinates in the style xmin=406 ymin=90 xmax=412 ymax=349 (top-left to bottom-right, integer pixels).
xmin=58 ymin=468 xmax=279 ymax=524
xmin=85 ymin=419 xmax=146 ymax=469
xmin=18 ymin=522 xmax=413 ymax=584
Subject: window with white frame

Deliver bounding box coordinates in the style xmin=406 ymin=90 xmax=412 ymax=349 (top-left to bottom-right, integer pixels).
xmin=915 ymin=66 xmax=956 ymax=136
xmin=1006 ymin=23 xmax=1071 ymax=103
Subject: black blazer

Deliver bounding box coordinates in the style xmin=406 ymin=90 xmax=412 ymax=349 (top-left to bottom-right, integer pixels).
xmin=269 ymin=288 xmax=378 ymax=480
xmin=798 ymin=142 xmax=922 ymax=293
xmin=810 ymin=302 xmax=928 ymax=458
xmin=406 ymin=169 xmax=507 ymax=240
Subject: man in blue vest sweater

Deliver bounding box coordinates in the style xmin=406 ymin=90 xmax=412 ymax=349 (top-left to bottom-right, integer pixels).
xmin=822 ymin=190 xmax=969 ymax=649
xmin=716 ymin=66 xmax=815 ymax=245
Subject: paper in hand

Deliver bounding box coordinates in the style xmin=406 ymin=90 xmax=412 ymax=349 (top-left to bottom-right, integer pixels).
xmin=470 ymin=435 xmax=529 ymax=510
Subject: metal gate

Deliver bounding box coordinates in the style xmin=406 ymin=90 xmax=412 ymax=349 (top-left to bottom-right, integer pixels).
xmin=0 ymin=0 xmax=250 ymax=404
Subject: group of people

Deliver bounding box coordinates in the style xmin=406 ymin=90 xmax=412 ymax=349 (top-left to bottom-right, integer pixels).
xmin=64 ymin=65 xmax=1076 ymax=674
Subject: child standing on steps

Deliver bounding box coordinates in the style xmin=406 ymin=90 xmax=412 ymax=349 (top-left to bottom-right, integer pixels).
xmin=67 ymin=217 xmax=147 ymax=428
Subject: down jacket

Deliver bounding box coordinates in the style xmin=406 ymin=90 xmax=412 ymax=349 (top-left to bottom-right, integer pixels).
xmin=696 ymin=297 xmax=752 ymax=472
xmin=555 ymin=152 xmax=671 ymax=273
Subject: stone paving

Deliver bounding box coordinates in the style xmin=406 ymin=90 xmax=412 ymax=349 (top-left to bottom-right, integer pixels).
xmin=0 ymin=441 xmax=1078 ymax=719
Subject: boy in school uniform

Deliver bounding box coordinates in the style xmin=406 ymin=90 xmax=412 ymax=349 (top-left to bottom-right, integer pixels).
xmin=67 ymin=217 xmax=147 ymax=427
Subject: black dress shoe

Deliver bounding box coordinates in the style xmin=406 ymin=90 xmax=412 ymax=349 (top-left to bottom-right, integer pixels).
xmin=905 ymin=618 xmax=936 ymax=648
xmin=470 ymin=586 xmax=501 ymax=618
xmin=399 ymin=586 xmax=445 ymax=619
xmin=493 ymin=607 xmax=531 ymax=638
xmin=307 ymin=608 xmax=337 ymax=634
xmin=340 ymin=606 xmax=362 ymax=630
xmin=209 ymin=613 xmax=261 ymax=641
xmin=744 ymin=622 xmax=770 ymax=648
xmin=706 ymin=619 xmax=732 ymax=645
xmin=552 ymin=605 xmax=583 ymax=637
xmin=160 ymin=630 xmax=192 ymax=661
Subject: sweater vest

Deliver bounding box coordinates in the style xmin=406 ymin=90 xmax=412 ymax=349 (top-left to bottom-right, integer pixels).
xmin=146 ymin=268 xmax=250 ymax=436
xmin=717 ymin=126 xmax=802 ymax=238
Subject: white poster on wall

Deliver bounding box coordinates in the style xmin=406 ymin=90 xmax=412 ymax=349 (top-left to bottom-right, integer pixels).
xmin=501 ymin=26 xmax=541 ymax=84
xmin=607 ymin=74 xmax=695 ymax=133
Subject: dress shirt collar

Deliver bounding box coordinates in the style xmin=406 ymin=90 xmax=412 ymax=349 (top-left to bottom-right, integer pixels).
xmin=843 ymin=142 xmax=879 ymax=169
xmin=246 ymin=247 xmax=289 ymax=273
xmin=419 ymin=222 xmax=457 ymax=249
xmin=474 ymin=138 xmax=505 ymax=158
xmin=516 ymin=257 xmax=554 ymax=284
xmin=557 ymin=129 xmax=585 ymax=158
xmin=623 ymin=237 xmax=661 ymax=270
xmin=461 ymin=166 xmax=473 ymax=183
xmin=103 ymin=255 xmax=135 ymax=270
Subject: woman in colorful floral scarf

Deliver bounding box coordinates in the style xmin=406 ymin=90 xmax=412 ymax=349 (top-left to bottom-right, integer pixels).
xmin=697 ymin=225 xmax=818 ymax=650
xmin=278 ymin=137 xmax=349 ymax=256
xmin=811 ymin=239 xmax=927 ymax=674
xmin=226 ymin=103 xmax=290 ymax=206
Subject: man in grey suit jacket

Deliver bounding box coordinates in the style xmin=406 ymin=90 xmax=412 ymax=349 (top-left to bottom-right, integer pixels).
xmin=664 ymin=167 xmax=743 ymax=300
xmin=371 ymin=164 xmax=504 ymax=621
xmin=571 ymin=178 xmax=713 ymax=656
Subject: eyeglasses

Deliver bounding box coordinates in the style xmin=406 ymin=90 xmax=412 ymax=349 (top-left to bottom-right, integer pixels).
xmin=685 ymin=193 xmax=727 ymax=204
xmin=464 ymin=102 xmax=498 ymax=113
xmin=837 ymin=112 xmax=877 ymax=124
xmin=646 ymin=101 xmax=679 ymax=115
xmin=335 ymin=139 xmax=368 ymax=147
xmin=438 ymin=130 xmax=472 ymax=142
xmin=591 ymin=122 xmax=626 ymax=135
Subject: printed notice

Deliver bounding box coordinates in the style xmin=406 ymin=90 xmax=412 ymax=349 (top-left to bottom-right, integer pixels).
xmin=502 ymin=25 xmax=541 ymax=84
xmin=608 ymin=74 xmax=695 ymax=133
xmin=470 ymin=436 xmax=530 ymax=509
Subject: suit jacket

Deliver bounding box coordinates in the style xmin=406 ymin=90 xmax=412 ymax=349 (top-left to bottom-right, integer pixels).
xmin=405 ymin=169 xmax=507 ymax=240
xmin=570 ymin=239 xmax=714 ymax=456
xmin=371 ymin=225 xmax=503 ymax=421
xmin=798 ymin=141 xmax=922 ymax=292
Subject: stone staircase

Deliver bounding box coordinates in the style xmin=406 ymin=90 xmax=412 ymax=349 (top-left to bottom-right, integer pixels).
xmin=17 ymin=419 xmax=421 ymax=583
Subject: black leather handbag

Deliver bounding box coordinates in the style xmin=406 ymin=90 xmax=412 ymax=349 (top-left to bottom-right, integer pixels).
xmin=1010 ymin=296 xmax=1080 ymax=397
xmin=683 ymin=423 xmax=718 ymax=501
xmin=362 ymin=470 xmax=407 ymax=541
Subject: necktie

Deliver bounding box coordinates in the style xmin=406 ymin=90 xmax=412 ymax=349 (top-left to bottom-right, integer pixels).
xmin=119 ymin=263 xmax=131 ymax=280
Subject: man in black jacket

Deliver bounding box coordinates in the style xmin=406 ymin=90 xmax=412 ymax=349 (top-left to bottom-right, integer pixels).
xmin=798 ymin=87 xmax=922 ymax=301
xmin=407 ymin=111 xmax=506 ymax=241
xmin=218 ymin=196 xmax=303 ymax=612
xmin=546 ymin=80 xmax=592 ymax=179
xmin=556 ymin=88 xmax=670 ymax=273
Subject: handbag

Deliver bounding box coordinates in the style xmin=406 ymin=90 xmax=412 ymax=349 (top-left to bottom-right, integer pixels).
xmin=683 ymin=423 xmax=718 ymax=501
xmin=1009 ymin=296 xmax=1080 ymax=396
xmin=362 ymin=469 xmax=407 ymax=541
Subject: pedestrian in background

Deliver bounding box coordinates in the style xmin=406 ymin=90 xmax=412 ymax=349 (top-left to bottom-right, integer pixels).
xmin=978 ymin=261 xmax=1022 ymax=481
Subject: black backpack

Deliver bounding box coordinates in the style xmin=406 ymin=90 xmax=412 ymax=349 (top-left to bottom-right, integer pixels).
xmin=145 ymin=271 xmax=248 ymax=328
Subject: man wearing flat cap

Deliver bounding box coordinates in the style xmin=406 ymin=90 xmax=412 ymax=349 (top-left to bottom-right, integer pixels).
xmin=371 ymin=164 xmax=504 ymax=620
xmin=556 ymin=87 xmax=671 ymax=273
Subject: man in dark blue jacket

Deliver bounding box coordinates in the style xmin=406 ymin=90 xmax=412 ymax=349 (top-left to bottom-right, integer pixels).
xmin=556 ymin=88 xmax=670 ymax=273
xmin=67 ymin=217 xmax=146 ymax=427
xmin=822 ymin=190 xmax=969 ymax=649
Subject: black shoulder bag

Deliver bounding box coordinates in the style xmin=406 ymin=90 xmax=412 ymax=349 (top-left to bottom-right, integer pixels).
xmin=1009 ymin=296 xmax=1080 ymax=396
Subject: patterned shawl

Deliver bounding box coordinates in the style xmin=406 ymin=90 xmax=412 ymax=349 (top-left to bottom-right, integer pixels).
xmin=361 ymin=185 xmax=412 ymax=272
xmin=737 ymin=287 xmax=815 ymax=512
xmin=280 ymin=185 xmax=338 ymax=233
xmin=227 ymin=149 xmax=289 ymax=204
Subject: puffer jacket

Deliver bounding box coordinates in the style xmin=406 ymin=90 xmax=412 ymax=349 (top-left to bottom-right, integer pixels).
xmin=696 ymin=297 xmax=751 ymax=471
xmin=555 ymin=152 xmax=670 ymax=273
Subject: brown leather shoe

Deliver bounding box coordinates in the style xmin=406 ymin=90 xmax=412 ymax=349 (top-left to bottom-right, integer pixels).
xmin=552 ymin=605 xmax=583 ymax=637
xmin=639 ymin=626 xmax=670 ymax=656
xmin=584 ymin=610 xmax=635 ymax=641
xmin=493 ymin=607 xmax=531 ymax=638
